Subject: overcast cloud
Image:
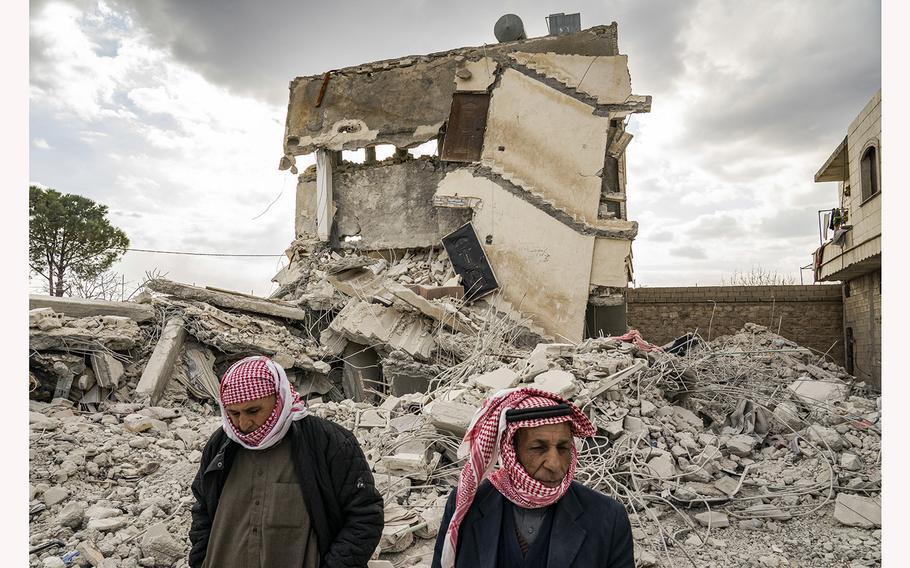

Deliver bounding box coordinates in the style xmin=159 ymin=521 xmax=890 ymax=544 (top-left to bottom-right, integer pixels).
xmin=29 ymin=0 xmax=881 ymax=294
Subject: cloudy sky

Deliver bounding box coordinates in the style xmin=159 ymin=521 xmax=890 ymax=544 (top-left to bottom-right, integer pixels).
xmin=28 ymin=0 xmax=881 ymax=295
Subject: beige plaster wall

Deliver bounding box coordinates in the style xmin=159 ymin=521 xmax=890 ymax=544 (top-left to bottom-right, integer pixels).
xmin=454 ymin=57 xmax=497 ymax=92
xmin=590 ymin=237 xmax=632 ymax=287
xmin=436 ymin=169 xmax=594 ymax=342
xmin=844 ymin=90 xmax=881 ymax=247
xmin=481 ymin=69 xmax=609 ymax=223
xmin=508 ymin=53 xmax=632 ymax=104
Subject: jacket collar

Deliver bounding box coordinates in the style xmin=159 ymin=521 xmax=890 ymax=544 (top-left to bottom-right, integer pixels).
xmin=204 ymin=429 xmax=234 ymax=476
xmin=472 ymin=484 xmax=504 ymax=568
xmin=471 ymin=482 xmax=587 ymax=568
xmin=546 ymin=484 xmax=587 ymax=568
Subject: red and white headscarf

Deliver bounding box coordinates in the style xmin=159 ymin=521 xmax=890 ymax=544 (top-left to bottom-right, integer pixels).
xmin=440 ymin=387 xmax=595 ymax=568
xmin=218 ymin=356 xmax=308 ymax=450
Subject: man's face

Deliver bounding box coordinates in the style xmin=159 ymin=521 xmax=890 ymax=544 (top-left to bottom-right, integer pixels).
xmin=513 ymin=422 xmax=574 ymax=488
xmin=226 ymin=394 xmax=277 ymax=434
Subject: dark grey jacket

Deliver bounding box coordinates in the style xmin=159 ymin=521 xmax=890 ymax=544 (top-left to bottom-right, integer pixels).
xmin=432 ymin=480 xmax=634 ymax=568
xmin=189 ymin=416 xmax=384 ymax=568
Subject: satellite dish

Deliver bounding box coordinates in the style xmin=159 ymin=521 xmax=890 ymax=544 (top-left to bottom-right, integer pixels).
xmin=494 ymin=14 xmax=526 ymax=43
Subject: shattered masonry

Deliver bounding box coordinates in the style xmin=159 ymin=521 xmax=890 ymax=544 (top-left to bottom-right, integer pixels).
xmin=28 ymin=21 xmax=882 ymax=568
xmin=281 ymin=23 xmax=651 ymax=343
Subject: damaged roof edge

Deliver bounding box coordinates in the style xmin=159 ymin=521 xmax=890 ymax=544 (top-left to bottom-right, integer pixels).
xmin=287 ymin=24 xmax=620 ymax=86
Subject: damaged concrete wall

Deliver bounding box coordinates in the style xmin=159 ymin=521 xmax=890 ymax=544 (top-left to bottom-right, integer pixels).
xmin=590 ymin=237 xmax=632 ymax=288
xmin=507 ymin=53 xmax=632 ymax=105
xmin=285 ymin=60 xmax=456 ymax=154
xmin=282 ymin=25 xmax=621 ymax=158
xmin=481 ymin=68 xmax=610 ymax=223
xmin=626 ymin=285 xmax=845 ymax=365
xmin=282 ymin=22 xmax=650 ymax=344
xmin=436 ymin=169 xmax=595 ymax=342
xmin=296 ymin=158 xmax=471 ymax=248
xmin=332 ymin=159 xmax=471 ymax=248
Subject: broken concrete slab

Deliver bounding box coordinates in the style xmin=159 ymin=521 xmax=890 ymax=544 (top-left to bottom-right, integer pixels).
xmin=148 ymin=279 xmax=310 ymax=321
xmin=772 ymin=400 xmax=805 ymax=432
xmin=425 ymin=400 xmax=477 ymax=437
xmin=29 ymin=294 xmax=155 ymax=322
xmin=743 ymin=504 xmax=791 ymax=521
xmin=788 ymin=376 xmax=849 ymax=406
xmin=694 ymin=511 xmax=730 ymax=528
xmin=724 ymin=435 xmax=758 ymax=457
xmin=382 ymin=439 xmax=430 ymax=473
xmin=806 ymin=424 xmax=845 ymax=451
xmin=532 ymin=369 xmax=578 ymax=397
xmin=76 ymin=542 xmax=105 ymax=567
xmin=90 ymin=353 xmax=124 ymax=389
xmin=473 ymin=367 xmax=520 ymax=391
xmin=714 ymin=476 xmax=741 ymax=497
xmin=87 ymin=516 xmax=128 ymax=532
xmin=135 ymin=317 xmax=186 ymax=405
xmin=140 ymin=523 xmax=185 ymax=565
xmin=323 ymin=299 xmax=435 ymax=360
xmin=29 ymin=315 xmax=142 ymax=352
xmin=840 ymin=452 xmax=863 ymax=471
xmin=383 ymin=350 xmax=442 ymax=397
xmin=390 ymin=284 xmax=475 ymax=335
xmin=833 ymin=493 xmax=881 ymax=528
xmin=327 ymin=267 xmax=389 ymax=302
xmin=42 ymin=486 xmax=68 ymax=507
xmin=168 ymin=299 xmax=328 ymax=373
xmin=409 ymin=284 xmax=465 ymax=301
xmin=645 ymin=453 xmax=677 ymax=480
xmin=623 ymin=415 xmax=646 ymax=436
xmin=657 ymin=405 xmax=704 ymax=431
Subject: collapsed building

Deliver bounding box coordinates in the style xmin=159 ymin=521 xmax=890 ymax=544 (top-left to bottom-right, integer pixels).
xmin=277 ymin=20 xmax=651 ymax=344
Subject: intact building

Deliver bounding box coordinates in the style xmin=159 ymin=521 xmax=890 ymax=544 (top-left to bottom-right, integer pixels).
xmin=812 ymin=90 xmax=881 ymax=388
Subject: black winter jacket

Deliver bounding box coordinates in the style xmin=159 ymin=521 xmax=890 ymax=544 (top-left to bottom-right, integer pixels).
xmin=189 ymin=415 xmax=384 ymax=568
xmin=431 ymin=480 xmax=634 ymax=568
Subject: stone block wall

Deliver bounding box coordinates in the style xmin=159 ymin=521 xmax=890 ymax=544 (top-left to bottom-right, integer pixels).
xmin=843 ymin=270 xmax=881 ymax=387
xmin=626 ymin=285 xmax=845 ymax=366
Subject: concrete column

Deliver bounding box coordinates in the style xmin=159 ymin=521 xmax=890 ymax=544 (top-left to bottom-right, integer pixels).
xmin=364 ymin=146 xmax=377 ymax=164
xmin=136 ymin=317 xmax=186 ymax=404
xmin=315 ymin=149 xmax=334 ymax=241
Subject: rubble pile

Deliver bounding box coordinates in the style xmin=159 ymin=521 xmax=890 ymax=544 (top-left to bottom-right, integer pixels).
xmin=29 ymin=248 xmax=881 ymax=567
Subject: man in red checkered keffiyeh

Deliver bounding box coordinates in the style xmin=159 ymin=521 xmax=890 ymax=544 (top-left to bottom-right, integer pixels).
xmin=432 ymin=386 xmax=635 ymax=568
xmin=218 ymin=355 xmax=309 ymax=450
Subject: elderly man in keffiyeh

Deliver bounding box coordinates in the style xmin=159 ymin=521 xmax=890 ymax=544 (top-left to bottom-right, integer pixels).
xmin=432 ymin=387 xmax=634 ymax=568
xmin=188 ymin=356 xmax=383 ymax=568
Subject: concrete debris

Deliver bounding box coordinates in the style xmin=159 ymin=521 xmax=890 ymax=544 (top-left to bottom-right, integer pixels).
xmin=147 ymin=278 xmax=312 ymax=321
xmin=788 ymin=376 xmax=850 ymax=406
xmin=29 ymin=294 xmax=156 ymax=322
xmin=135 ymin=317 xmax=187 ymax=405
xmin=833 ymin=493 xmax=881 ymax=528
xmin=28 ymin=321 xmax=882 ymax=567
xmin=532 ymin=369 xmax=578 ymax=397
xmin=694 ymin=511 xmax=730 ymax=528
xmin=322 ymin=299 xmax=435 ymax=360
xmin=473 ymin=367 xmax=519 ymax=391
